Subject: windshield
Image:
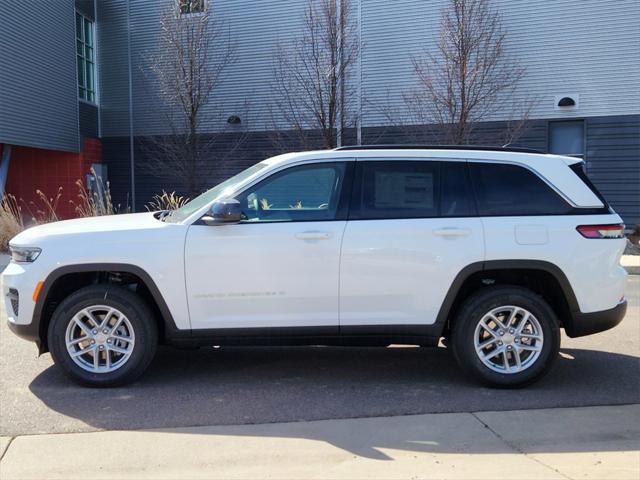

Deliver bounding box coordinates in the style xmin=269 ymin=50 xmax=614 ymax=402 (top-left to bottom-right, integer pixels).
xmin=164 ymin=162 xmax=269 ymax=223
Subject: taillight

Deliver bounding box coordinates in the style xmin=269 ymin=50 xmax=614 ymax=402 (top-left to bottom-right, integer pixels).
xmin=576 ymin=224 xmax=625 ymax=239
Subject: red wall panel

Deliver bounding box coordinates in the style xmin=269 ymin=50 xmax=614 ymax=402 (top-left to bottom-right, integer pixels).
xmin=5 ymin=139 xmax=102 ymax=220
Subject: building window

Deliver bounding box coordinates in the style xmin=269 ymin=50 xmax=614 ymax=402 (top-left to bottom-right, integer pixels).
xmin=76 ymin=12 xmax=96 ymax=103
xmin=549 ymin=121 xmax=584 ymax=158
xmin=179 ymin=0 xmax=206 ymax=15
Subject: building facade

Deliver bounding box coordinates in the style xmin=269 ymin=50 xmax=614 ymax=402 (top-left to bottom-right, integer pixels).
xmin=1 ymin=0 xmax=639 ymax=224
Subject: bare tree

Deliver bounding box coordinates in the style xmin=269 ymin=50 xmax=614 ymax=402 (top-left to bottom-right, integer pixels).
xmin=403 ymin=0 xmax=533 ymax=145
xmin=270 ymin=0 xmax=360 ymax=150
xmin=142 ymin=0 xmax=246 ymax=197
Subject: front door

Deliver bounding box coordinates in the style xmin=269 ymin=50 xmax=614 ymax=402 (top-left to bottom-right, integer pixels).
xmin=339 ymin=159 xmax=484 ymax=330
xmin=185 ymin=161 xmax=352 ymax=331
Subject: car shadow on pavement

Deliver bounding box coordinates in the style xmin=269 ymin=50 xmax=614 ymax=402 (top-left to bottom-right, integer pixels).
xmin=28 ymin=345 xmax=640 ymax=457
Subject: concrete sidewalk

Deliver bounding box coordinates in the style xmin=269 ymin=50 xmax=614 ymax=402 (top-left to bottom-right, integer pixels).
xmin=1 ymin=405 xmax=638 ymax=480
xmin=622 ymin=254 xmax=640 ymax=275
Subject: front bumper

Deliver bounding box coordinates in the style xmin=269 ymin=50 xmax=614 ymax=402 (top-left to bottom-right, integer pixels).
xmin=3 ymin=261 xmax=43 ymax=350
xmin=7 ymin=319 xmax=41 ymax=346
xmin=565 ymin=300 xmax=627 ymax=338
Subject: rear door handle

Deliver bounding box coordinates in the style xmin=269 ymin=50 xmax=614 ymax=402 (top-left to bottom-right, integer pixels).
xmin=295 ymin=231 xmax=332 ymax=240
xmin=433 ymin=227 xmax=472 ymax=237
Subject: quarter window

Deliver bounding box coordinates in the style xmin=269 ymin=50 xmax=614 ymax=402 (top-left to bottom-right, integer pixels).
xmin=75 ymin=12 xmax=96 ymax=103
xmin=469 ymin=163 xmax=572 ymax=216
xmin=235 ymin=163 xmax=347 ymax=222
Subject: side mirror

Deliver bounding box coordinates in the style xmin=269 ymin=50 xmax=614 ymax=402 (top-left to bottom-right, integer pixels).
xmin=201 ymin=198 xmax=242 ymax=225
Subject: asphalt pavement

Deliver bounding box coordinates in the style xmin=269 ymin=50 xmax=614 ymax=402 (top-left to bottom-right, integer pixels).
xmin=1 ymin=277 xmax=638 ymax=437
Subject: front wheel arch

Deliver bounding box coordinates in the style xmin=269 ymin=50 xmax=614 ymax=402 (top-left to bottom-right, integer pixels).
xmin=35 ymin=263 xmax=177 ymax=353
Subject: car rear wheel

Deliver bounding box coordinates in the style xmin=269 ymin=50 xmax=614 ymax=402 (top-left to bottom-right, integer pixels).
xmin=451 ymin=286 xmax=560 ymax=388
xmin=48 ymin=285 xmax=158 ymax=387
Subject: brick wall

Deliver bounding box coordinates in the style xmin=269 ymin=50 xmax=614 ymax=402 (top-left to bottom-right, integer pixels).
xmin=5 ymin=138 xmax=102 ymax=219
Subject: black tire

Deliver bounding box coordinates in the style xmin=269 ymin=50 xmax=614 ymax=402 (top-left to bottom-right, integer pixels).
xmin=451 ymin=286 xmax=560 ymax=388
xmin=48 ymin=285 xmax=158 ymax=387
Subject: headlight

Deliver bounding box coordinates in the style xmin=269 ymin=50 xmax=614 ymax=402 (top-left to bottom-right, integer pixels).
xmin=9 ymin=245 xmax=42 ymax=263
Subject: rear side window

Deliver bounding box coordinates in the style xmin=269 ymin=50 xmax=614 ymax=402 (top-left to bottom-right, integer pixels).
xmin=469 ymin=163 xmax=572 ymax=216
xmin=352 ymin=161 xmax=440 ymax=219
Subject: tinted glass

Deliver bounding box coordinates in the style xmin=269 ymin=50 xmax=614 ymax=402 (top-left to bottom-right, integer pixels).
xmin=441 ymin=162 xmax=474 ymax=217
xmin=470 ymin=163 xmax=571 ymax=215
xmin=355 ymin=161 xmax=439 ymax=219
xmin=236 ymin=162 xmax=346 ymax=222
xmin=167 ymin=162 xmax=269 ymax=222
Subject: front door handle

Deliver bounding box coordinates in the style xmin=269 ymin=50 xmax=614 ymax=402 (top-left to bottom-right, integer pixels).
xmin=295 ymin=231 xmax=332 ymax=240
xmin=433 ymin=227 xmax=472 ymax=237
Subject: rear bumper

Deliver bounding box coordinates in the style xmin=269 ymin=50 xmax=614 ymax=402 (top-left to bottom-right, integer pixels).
xmin=565 ymin=301 xmax=627 ymax=338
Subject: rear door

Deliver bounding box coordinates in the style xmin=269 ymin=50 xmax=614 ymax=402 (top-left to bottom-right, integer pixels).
xmin=339 ymin=159 xmax=484 ymax=330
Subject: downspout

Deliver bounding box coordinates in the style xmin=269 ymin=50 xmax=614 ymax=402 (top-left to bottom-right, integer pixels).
xmin=126 ymin=0 xmax=136 ymax=211
xmin=94 ymin=0 xmax=102 ymax=138
xmin=336 ymin=0 xmax=343 ymax=147
xmin=0 ymin=145 xmax=11 ymax=199
xmin=357 ymin=0 xmax=362 ymax=145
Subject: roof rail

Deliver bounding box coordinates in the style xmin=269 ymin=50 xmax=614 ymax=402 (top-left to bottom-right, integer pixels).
xmin=334 ymin=144 xmax=546 ymax=154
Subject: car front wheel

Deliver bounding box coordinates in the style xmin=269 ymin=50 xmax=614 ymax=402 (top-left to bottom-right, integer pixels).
xmin=48 ymin=285 xmax=158 ymax=387
xmin=451 ymin=286 xmax=560 ymax=388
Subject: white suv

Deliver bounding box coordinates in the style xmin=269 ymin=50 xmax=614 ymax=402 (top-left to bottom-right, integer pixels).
xmin=3 ymin=146 xmax=628 ymax=388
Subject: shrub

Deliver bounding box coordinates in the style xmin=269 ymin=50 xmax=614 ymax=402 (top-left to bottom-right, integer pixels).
xmin=24 ymin=188 xmax=63 ymax=224
xmin=0 ymin=194 xmax=24 ymax=251
xmin=70 ymin=169 xmax=126 ymax=217
xmin=146 ymin=191 xmax=190 ymax=211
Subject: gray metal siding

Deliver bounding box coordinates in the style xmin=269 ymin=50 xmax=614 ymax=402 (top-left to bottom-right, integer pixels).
xmin=130 ymin=0 xmax=306 ymax=135
xmin=99 ymin=0 xmax=319 ymax=136
xmin=98 ymin=0 xmax=640 ymax=137
xmin=79 ymin=102 xmax=99 ymax=138
xmin=0 ymin=1 xmax=79 ymax=151
xmin=361 ymin=0 xmax=640 ymax=126
xmin=101 ymin=136 xmax=133 ymax=211
xmin=96 ymin=0 xmax=131 ymax=138
xmin=75 ymin=0 xmax=95 ymax=21
xmin=586 ymin=115 xmax=640 ymax=226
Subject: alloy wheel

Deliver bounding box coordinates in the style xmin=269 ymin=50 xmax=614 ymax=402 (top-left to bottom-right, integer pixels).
xmin=473 ymin=305 xmax=544 ymax=374
xmin=65 ymin=305 xmax=136 ymax=373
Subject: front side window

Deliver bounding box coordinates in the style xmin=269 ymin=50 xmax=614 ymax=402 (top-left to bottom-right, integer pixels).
xmin=236 ymin=162 xmax=347 ymax=223
xmin=75 ymin=12 xmax=96 ymax=103
xmin=470 ymin=163 xmax=572 ymax=216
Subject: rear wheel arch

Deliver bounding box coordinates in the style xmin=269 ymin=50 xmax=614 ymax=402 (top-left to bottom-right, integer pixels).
xmin=35 ymin=263 xmax=178 ymax=353
xmin=437 ymin=260 xmax=579 ymax=337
